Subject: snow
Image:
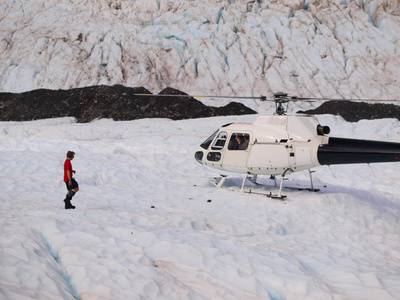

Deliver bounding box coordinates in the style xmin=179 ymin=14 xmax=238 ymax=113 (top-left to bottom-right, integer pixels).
xmin=1 ymin=0 xmax=400 ymax=298
xmin=1 ymin=114 xmax=400 ymax=299
xmin=1 ymin=0 xmax=400 ymax=99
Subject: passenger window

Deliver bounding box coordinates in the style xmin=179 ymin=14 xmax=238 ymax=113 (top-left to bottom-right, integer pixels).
xmin=211 ymin=131 xmax=227 ymax=150
xmin=228 ymin=133 xmax=250 ymax=150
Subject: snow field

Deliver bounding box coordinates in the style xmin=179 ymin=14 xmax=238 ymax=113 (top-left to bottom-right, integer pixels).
xmin=0 ymin=114 xmax=400 ymax=299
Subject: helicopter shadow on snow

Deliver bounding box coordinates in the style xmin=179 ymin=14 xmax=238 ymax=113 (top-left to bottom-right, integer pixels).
xmin=204 ymin=170 xmax=397 ymax=205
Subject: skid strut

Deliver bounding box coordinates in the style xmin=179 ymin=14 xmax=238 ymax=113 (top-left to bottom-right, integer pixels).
xmin=268 ymin=169 xmax=292 ymax=200
xmin=217 ymin=175 xmax=228 ymax=188
xmin=240 ymin=174 xmax=259 ymax=192
xmin=309 ymin=169 xmax=316 ymax=191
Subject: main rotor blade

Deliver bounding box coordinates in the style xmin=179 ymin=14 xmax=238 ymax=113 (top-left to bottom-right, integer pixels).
xmin=134 ymin=94 xmax=267 ymax=101
xmin=291 ymin=96 xmax=400 ymax=102
xmin=134 ymin=93 xmax=399 ymax=102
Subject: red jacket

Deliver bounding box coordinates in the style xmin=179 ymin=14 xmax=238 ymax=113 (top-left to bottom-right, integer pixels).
xmin=64 ymin=159 xmax=73 ymax=182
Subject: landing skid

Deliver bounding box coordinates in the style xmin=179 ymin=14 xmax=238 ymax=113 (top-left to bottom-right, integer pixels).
xmin=268 ymin=193 xmax=287 ymax=200
xmin=243 ymin=189 xmax=287 ymax=200
xmin=210 ymin=168 xmax=319 ymax=199
xmin=285 ymin=187 xmax=320 ymax=192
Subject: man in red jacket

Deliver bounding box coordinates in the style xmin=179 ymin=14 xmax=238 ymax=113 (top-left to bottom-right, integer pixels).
xmin=64 ymin=151 xmax=79 ymax=209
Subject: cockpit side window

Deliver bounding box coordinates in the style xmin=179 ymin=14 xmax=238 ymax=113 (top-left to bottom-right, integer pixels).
xmin=200 ymin=130 xmax=218 ymax=150
xmin=228 ymin=133 xmax=250 ymax=150
xmin=211 ymin=131 xmax=228 ymax=150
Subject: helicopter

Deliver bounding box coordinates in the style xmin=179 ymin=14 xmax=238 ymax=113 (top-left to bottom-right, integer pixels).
xmin=135 ymin=90 xmax=400 ymax=199
xmin=191 ymin=92 xmax=400 ymax=199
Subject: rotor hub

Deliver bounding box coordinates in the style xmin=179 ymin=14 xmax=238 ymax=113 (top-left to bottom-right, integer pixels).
xmin=274 ymin=92 xmax=289 ymax=115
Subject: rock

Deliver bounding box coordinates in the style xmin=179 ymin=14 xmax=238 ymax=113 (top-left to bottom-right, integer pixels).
xmin=0 ymin=85 xmax=256 ymax=122
xmin=298 ymin=101 xmax=400 ymax=122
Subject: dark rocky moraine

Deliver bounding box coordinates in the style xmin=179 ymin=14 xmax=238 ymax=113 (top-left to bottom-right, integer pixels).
xmin=298 ymin=100 xmax=400 ymax=122
xmin=0 ymin=85 xmax=257 ymax=122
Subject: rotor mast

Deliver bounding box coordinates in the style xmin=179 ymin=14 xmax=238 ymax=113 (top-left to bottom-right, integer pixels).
xmin=273 ymin=92 xmax=289 ymax=115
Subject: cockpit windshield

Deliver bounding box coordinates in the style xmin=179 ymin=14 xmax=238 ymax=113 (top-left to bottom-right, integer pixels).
xmin=211 ymin=131 xmax=227 ymax=150
xmin=200 ymin=130 xmax=218 ymax=150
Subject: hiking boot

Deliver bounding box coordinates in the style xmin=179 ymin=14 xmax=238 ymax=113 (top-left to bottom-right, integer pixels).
xmin=64 ymin=198 xmax=76 ymax=209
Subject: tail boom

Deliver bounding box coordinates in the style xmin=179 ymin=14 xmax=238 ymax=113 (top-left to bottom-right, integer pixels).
xmin=317 ymin=137 xmax=400 ymax=165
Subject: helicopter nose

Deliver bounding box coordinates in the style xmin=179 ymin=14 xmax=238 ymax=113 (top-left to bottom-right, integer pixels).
xmin=195 ymin=151 xmax=204 ymax=164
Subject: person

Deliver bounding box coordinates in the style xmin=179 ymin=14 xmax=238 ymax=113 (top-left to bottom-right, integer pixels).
xmin=228 ymin=135 xmax=239 ymax=150
xmin=239 ymin=135 xmax=249 ymax=150
xmin=63 ymin=151 xmax=79 ymax=209
xmin=236 ymin=136 xmax=244 ymax=149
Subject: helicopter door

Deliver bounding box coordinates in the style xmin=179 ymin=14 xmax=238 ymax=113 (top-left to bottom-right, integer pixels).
xmin=222 ymin=133 xmax=250 ymax=172
xmin=290 ymin=146 xmax=312 ymax=170
xmin=247 ymin=144 xmax=289 ymax=174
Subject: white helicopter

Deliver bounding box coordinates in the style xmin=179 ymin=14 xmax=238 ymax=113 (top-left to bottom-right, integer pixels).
xmin=192 ymin=93 xmax=400 ymax=199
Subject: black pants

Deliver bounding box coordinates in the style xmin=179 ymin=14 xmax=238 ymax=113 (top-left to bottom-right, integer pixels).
xmin=65 ymin=178 xmax=79 ymax=191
